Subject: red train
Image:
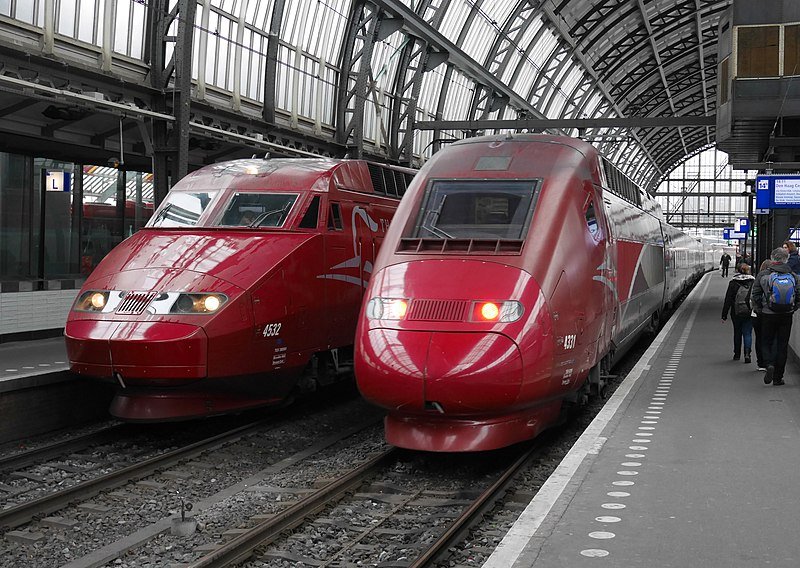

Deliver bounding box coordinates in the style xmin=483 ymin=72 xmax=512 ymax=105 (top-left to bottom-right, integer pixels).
xmin=354 ymin=134 xmax=712 ymax=452
xmin=65 ymin=158 xmax=414 ymax=421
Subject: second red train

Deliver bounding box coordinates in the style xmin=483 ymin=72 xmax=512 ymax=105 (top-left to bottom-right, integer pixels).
xmin=355 ymin=134 xmax=713 ymax=452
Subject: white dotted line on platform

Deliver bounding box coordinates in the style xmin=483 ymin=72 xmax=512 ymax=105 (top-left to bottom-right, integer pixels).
xmin=580 ymin=323 xmax=692 ymax=559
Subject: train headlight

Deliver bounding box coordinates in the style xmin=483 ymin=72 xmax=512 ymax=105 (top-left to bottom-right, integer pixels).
xmin=74 ymin=290 xmax=111 ymax=312
xmin=480 ymin=302 xmax=500 ymax=320
xmin=203 ymin=295 xmax=221 ymax=312
xmin=170 ymin=293 xmax=228 ymax=314
xmin=366 ymin=297 xmax=408 ymax=320
xmin=471 ymin=300 xmax=524 ymax=323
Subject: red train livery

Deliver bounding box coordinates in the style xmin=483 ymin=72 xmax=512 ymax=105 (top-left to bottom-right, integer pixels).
xmin=65 ymin=158 xmax=414 ymax=421
xmin=354 ymin=134 xmax=711 ymax=452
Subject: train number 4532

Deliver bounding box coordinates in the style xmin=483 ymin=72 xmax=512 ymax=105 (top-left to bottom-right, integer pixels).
xmin=262 ymin=323 xmax=282 ymax=337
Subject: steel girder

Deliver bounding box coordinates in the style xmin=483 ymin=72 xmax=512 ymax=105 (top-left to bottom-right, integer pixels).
xmin=387 ymin=0 xmax=448 ymax=164
xmin=263 ymin=0 xmax=287 ymax=125
xmin=146 ymin=0 xmax=197 ymax=204
xmin=540 ymin=1 xmax=665 ymax=187
xmin=336 ymin=0 xmax=382 ymax=156
xmin=545 ymin=0 xmax=730 ymax=191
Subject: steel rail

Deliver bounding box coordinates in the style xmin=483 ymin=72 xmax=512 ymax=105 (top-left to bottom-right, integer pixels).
xmin=0 ymin=424 xmax=126 ymax=473
xmin=185 ymin=447 xmax=397 ymax=568
xmin=409 ymin=443 xmax=541 ymax=567
xmin=0 ymin=419 xmax=272 ymax=529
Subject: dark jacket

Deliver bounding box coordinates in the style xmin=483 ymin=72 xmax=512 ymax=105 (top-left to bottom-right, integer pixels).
xmin=722 ymin=273 xmax=755 ymax=319
xmin=788 ymin=250 xmax=800 ymax=274
xmin=720 ymin=253 xmax=731 ymax=267
xmin=751 ymin=262 xmax=800 ymax=315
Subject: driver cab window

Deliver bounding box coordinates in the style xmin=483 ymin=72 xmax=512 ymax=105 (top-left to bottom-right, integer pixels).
xmin=586 ymin=200 xmax=600 ymax=239
xmin=328 ymin=202 xmax=343 ymax=231
xmin=216 ymin=193 xmax=298 ymax=227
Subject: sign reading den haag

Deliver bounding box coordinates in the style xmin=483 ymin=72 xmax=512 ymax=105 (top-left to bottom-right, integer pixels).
xmin=756 ymin=174 xmax=800 ymax=209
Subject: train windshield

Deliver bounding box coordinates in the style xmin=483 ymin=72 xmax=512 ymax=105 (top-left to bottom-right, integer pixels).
xmin=412 ymin=180 xmax=539 ymax=240
xmin=215 ymin=192 xmax=299 ymax=228
xmin=147 ymin=191 xmax=218 ymax=228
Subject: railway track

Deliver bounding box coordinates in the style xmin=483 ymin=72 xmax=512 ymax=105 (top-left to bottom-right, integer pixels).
xmin=0 ymin=419 xmax=273 ymax=529
xmin=0 ymin=423 xmax=126 ymax=474
xmin=179 ymin=442 xmax=544 ymax=568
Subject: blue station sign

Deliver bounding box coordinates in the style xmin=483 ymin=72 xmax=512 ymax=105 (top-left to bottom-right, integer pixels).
xmin=756 ymin=175 xmax=800 ymax=209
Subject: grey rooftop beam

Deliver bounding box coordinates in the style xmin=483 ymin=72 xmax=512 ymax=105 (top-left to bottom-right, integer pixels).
xmin=416 ymin=115 xmax=716 ymax=130
xmin=373 ymin=0 xmax=545 ymax=119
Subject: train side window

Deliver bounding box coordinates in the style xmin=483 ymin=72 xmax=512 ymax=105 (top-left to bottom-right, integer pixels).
xmin=299 ymin=196 xmax=320 ymax=228
xmin=327 ymin=202 xmax=343 ymax=231
xmin=585 ymin=200 xmax=600 ymax=239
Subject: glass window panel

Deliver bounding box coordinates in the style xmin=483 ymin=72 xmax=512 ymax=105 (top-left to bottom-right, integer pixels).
xmin=0 ymin=153 xmax=33 ymax=279
xmin=149 ymin=191 xmax=219 ymax=228
xmin=57 ymin=0 xmax=77 ymax=35
xmin=114 ymin=2 xmax=131 ymax=54
xmin=737 ymin=25 xmax=779 ymax=78
xmin=411 ymin=180 xmax=539 ymax=240
xmin=215 ymin=193 xmax=298 ymax=227
xmin=255 ymin=0 xmax=272 ymax=28
xmin=0 ymin=0 xmax=11 ymax=17
xmin=461 ymin=17 xmax=496 ymax=63
xmin=34 ymin=159 xmax=81 ymax=278
xmin=439 ymin=0 xmax=473 ymax=43
xmin=16 ymin=0 xmax=36 ymax=23
xmin=418 ymin=66 xmax=446 ymax=116
xmin=513 ymin=64 xmax=538 ymax=100
xmin=529 ymin=28 xmax=558 ymax=69
xmin=501 ymin=45 xmax=523 ymax=85
xmin=441 ymin=70 xmax=474 ymax=120
xmin=786 ymin=24 xmax=800 ymax=76
xmin=129 ymin=1 xmax=146 ymax=59
xmin=77 ymin=0 xmax=98 ymax=43
xmin=480 ymin=0 xmax=517 ymax=26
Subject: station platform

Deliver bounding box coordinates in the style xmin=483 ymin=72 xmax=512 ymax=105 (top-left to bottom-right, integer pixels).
xmin=484 ymin=272 xmax=800 ymax=568
xmin=0 ymin=336 xmax=70 ymax=390
xmin=0 ymin=336 xmax=113 ymax=443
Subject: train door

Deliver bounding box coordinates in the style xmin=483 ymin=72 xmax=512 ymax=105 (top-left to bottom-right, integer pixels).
xmin=353 ymin=201 xmax=379 ymax=288
xmin=582 ymin=189 xmax=614 ymax=371
xmin=321 ymin=198 xmax=364 ymax=349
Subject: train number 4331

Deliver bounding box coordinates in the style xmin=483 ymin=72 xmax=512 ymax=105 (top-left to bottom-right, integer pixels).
xmin=262 ymin=323 xmax=282 ymax=337
xmin=564 ymin=334 xmax=576 ymax=349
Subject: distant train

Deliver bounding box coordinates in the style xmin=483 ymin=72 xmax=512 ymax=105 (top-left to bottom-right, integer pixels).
xmin=65 ymin=158 xmax=414 ymax=421
xmin=354 ymin=134 xmax=712 ymax=452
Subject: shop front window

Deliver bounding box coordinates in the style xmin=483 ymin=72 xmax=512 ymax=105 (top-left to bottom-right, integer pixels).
xmin=0 ymin=155 xmax=155 ymax=282
xmin=35 ymin=159 xmax=80 ymax=278
xmin=0 ymin=153 xmax=33 ymax=279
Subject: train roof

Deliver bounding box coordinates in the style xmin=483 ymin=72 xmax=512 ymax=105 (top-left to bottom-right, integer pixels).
xmin=172 ymin=157 xmax=414 ymax=196
xmin=446 ymin=133 xmax=598 ymax=156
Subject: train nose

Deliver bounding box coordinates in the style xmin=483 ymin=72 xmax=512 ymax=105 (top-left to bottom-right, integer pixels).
xmin=356 ymin=329 xmax=523 ymax=414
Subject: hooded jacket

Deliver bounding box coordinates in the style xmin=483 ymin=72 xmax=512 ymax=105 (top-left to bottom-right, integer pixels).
xmin=751 ymin=262 xmax=800 ymax=315
xmin=722 ymin=272 xmax=755 ymax=319
xmin=788 ymin=250 xmax=800 ymax=274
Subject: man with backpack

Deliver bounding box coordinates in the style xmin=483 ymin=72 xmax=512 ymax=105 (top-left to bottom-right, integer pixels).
xmin=751 ymin=247 xmax=800 ymax=385
xmin=721 ymin=263 xmax=755 ymax=363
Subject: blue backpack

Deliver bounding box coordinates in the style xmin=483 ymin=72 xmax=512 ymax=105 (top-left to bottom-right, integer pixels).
xmin=765 ymin=272 xmax=797 ymax=312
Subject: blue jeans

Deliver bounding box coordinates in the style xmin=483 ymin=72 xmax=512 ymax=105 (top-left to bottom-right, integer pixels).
xmin=731 ymin=315 xmax=753 ymax=355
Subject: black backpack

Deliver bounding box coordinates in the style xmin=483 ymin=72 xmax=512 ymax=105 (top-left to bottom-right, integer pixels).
xmin=733 ymin=282 xmax=751 ymax=317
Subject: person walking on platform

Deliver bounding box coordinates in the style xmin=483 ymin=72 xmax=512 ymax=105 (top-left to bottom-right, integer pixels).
xmin=783 ymin=240 xmax=800 ymax=274
xmin=751 ymin=247 xmax=800 ymax=385
xmin=721 ymin=263 xmax=755 ymax=362
xmin=720 ymin=251 xmax=731 ymax=277
xmin=751 ymin=259 xmax=774 ymax=371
